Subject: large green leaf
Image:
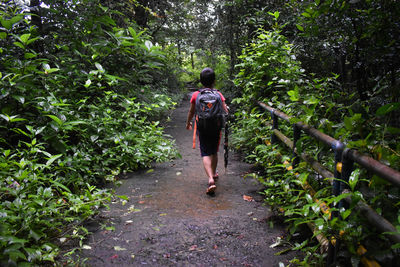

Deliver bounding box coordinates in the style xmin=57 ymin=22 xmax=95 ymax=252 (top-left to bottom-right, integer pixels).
xmin=19 ymin=33 xmax=31 ymax=44
xmin=46 ymin=115 xmax=63 ymax=126
xmin=1 ymin=19 xmax=12 ymax=30
xmin=95 ymin=62 xmax=105 ymax=73
xmin=376 ymin=102 xmax=400 ymax=116
xmin=46 ymin=154 xmax=62 ymax=167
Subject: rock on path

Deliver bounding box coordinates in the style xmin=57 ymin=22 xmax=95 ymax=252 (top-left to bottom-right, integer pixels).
xmin=79 ymin=95 xmax=299 ymax=266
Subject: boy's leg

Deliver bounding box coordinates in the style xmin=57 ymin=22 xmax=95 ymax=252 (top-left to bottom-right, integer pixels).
xmin=199 ymin=130 xmax=220 ymax=193
xmin=203 ymin=155 xmax=216 ymax=194
xmin=202 ymin=155 xmax=215 ymax=184
xmin=203 ymin=154 xmax=218 ymax=180
xmin=211 ymin=153 xmax=218 ymax=177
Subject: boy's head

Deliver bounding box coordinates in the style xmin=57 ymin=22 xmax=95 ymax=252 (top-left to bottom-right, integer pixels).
xmin=200 ymin=68 xmax=215 ymax=87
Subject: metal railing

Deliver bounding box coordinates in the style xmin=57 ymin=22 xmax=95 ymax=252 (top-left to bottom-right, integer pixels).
xmin=257 ymin=101 xmax=400 ymax=266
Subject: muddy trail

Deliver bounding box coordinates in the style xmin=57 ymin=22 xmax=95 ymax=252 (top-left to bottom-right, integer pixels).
xmin=79 ymin=94 xmax=300 ymax=266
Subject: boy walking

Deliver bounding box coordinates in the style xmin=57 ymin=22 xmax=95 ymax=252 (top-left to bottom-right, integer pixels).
xmin=186 ymin=68 xmax=228 ymax=194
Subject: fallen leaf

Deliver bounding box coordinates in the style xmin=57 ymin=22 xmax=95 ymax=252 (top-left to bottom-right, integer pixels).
xmin=128 ymin=205 xmax=135 ymax=211
xmin=286 ymin=165 xmax=293 ymax=171
xmin=125 ymin=220 xmax=133 ymax=225
xmin=106 ymin=226 xmax=115 ymax=231
xmin=146 ymin=169 xmax=154 ymax=173
xmin=213 ymin=245 xmax=218 ymax=249
xmin=127 ymin=205 xmax=141 ymax=213
xmin=220 ymin=257 xmax=228 ymax=261
xmin=114 ymin=246 xmax=127 ymax=251
xmin=152 ymin=227 xmax=160 ymax=231
xmin=247 ymin=212 xmax=253 ymax=216
xmin=189 ymin=245 xmax=197 ymax=251
xmin=270 ymin=237 xmax=283 ymax=248
xmin=110 ymin=255 xmax=118 ymax=260
xmin=252 ymin=217 xmax=258 ymax=221
xmin=159 ymin=213 xmax=167 ymax=216
xmin=176 ymin=171 xmax=182 ymax=176
xmin=243 ymin=195 xmax=254 ymax=202
xmin=138 ymin=200 xmax=145 ymax=204
xmin=82 ymin=245 xmax=92 ymax=250
xmin=163 ymin=253 xmax=170 ymax=258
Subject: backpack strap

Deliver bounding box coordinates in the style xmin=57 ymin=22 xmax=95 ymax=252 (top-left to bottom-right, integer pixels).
xmin=199 ymin=88 xmax=214 ymax=93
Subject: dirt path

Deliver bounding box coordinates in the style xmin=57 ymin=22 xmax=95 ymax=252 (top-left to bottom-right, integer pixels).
xmin=80 ymin=94 xmax=299 ymax=266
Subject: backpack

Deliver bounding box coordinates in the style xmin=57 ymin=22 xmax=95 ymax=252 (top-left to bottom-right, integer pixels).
xmin=195 ymin=88 xmax=225 ymax=132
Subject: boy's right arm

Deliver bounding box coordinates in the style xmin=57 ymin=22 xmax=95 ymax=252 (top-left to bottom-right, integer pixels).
xmin=186 ymin=102 xmax=195 ymax=130
xmin=222 ymin=101 xmax=229 ymax=114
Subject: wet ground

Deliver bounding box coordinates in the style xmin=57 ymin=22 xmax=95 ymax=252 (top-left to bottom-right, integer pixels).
xmin=78 ymin=94 xmax=301 ymax=266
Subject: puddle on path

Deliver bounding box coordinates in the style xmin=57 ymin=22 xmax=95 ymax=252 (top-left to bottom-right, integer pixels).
xmin=138 ymin=170 xmax=234 ymax=218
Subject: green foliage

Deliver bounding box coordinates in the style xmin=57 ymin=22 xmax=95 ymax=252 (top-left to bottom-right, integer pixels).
xmin=232 ymin=24 xmax=400 ymax=265
xmin=0 ymin=1 xmax=180 ymax=265
xmin=179 ymin=50 xmax=230 ymax=90
xmin=234 ymin=29 xmax=303 ymax=106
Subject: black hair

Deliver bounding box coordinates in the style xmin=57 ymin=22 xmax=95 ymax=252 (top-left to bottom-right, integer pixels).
xmin=200 ymin=68 xmax=215 ymax=87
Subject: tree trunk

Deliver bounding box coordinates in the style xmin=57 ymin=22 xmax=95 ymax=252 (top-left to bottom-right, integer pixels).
xmin=135 ymin=0 xmax=149 ymax=28
xmin=228 ymin=5 xmax=235 ymax=79
xmin=30 ymin=0 xmax=43 ymax=53
xmin=340 ymin=54 xmax=347 ymax=91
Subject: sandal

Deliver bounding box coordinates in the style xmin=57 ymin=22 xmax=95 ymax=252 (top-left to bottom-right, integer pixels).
xmin=213 ymin=171 xmax=219 ymax=181
xmin=206 ymin=182 xmax=216 ymax=194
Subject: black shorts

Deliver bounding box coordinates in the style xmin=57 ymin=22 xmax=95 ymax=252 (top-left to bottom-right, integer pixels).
xmin=198 ymin=130 xmax=221 ymax=157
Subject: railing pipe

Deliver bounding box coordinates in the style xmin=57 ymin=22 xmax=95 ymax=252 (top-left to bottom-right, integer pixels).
xmin=346 ymin=149 xmax=400 ymax=187
xmin=296 ymin=123 xmax=339 ymax=150
xmin=259 ymin=102 xmax=290 ymax=121
xmin=258 ymin=101 xmax=339 ymax=148
xmin=343 ymin=190 xmax=400 ymax=244
xmin=271 ymin=128 xmax=400 ymax=245
xmin=258 ymin=101 xmax=400 ymax=188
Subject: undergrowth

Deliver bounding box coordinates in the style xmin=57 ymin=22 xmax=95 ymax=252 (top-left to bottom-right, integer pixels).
xmin=0 ymin=2 xmax=181 ymax=265
xmin=231 ymin=21 xmax=400 ymax=266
